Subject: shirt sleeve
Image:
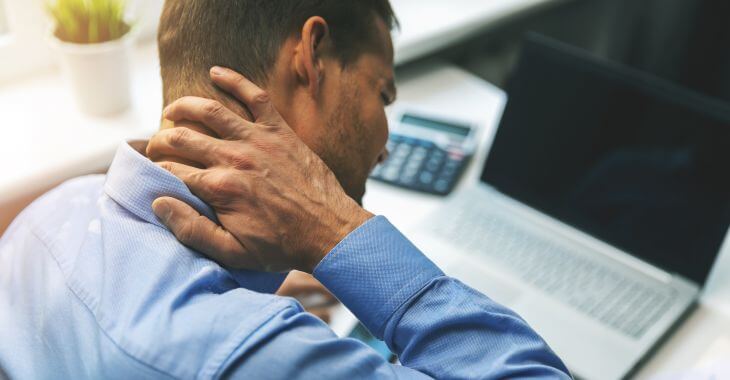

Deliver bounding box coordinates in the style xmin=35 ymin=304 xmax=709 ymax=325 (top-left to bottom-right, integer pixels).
xmin=221 ymin=216 xmax=572 ymax=379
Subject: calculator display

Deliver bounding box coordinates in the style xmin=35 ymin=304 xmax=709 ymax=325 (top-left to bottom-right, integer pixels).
xmin=401 ymin=114 xmax=471 ymax=138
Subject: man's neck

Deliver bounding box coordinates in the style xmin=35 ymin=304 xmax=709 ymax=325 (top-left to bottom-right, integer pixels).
xmin=151 ymin=89 xmax=255 ymax=166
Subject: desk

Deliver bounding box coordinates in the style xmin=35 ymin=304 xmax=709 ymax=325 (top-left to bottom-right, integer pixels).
xmin=331 ymin=62 xmax=730 ymax=379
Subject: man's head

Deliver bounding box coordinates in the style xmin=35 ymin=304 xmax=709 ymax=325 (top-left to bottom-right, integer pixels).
xmin=158 ymin=0 xmax=397 ymax=203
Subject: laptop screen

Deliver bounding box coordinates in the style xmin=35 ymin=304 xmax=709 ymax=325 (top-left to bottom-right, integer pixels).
xmin=481 ymin=35 xmax=730 ymax=285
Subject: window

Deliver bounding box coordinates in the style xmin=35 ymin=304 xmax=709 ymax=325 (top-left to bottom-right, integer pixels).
xmin=0 ymin=0 xmax=163 ymax=84
xmin=0 ymin=1 xmax=8 ymax=35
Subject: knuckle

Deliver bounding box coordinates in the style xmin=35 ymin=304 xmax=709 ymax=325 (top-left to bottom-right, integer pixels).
xmin=158 ymin=161 xmax=173 ymax=172
xmin=190 ymin=215 xmax=211 ymax=245
xmin=221 ymin=241 xmax=246 ymax=267
xmin=168 ymin=127 xmax=191 ymax=148
xmin=208 ymin=172 xmax=241 ymax=199
xmin=253 ymin=91 xmax=270 ymax=104
xmin=203 ymin=100 xmax=224 ymax=119
xmin=224 ymin=150 xmax=256 ymax=171
xmin=235 ymin=128 xmax=253 ymax=140
xmin=232 ymin=75 xmax=246 ymax=88
xmin=177 ymin=221 xmax=196 ymax=245
xmin=262 ymin=124 xmax=282 ymax=134
xmin=231 ymin=156 xmax=256 ymax=171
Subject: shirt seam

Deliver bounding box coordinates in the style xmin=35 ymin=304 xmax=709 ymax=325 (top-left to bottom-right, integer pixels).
xmin=25 ymin=225 xmax=188 ymax=380
xmin=205 ymin=300 xmax=299 ymax=379
xmin=373 ymin=269 xmax=442 ymax=337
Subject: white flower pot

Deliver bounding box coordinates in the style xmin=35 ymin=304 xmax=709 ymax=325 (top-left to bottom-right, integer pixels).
xmin=49 ymin=33 xmax=134 ymax=116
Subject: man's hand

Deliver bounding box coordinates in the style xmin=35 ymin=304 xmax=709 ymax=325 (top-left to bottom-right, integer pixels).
xmin=149 ymin=66 xmax=373 ymax=273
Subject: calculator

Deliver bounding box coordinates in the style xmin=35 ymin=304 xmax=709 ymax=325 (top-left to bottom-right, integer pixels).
xmin=370 ymin=110 xmax=479 ymax=195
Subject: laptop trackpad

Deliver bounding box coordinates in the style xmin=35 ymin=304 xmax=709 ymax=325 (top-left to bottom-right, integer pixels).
xmin=445 ymin=258 xmax=524 ymax=306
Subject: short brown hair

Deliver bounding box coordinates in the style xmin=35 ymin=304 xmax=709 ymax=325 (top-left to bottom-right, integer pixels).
xmin=158 ymin=0 xmax=397 ymax=106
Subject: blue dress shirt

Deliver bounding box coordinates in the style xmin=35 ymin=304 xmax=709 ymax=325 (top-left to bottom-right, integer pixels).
xmin=0 ymin=142 xmax=570 ymax=379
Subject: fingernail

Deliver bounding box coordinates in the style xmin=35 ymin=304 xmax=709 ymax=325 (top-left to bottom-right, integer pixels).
xmin=152 ymin=200 xmax=171 ymax=223
xmin=211 ymin=66 xmax=225 ymax=76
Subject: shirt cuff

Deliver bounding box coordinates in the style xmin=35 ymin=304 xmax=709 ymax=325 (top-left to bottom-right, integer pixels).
xmin=313 ymin=216 xmax=443 ymax=338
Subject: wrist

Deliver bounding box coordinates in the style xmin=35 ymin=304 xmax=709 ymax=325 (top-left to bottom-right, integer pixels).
xmin=301 ymin=201 xmax=373 ymax=273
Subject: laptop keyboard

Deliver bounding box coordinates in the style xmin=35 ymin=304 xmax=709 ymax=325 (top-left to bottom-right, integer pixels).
xmin=431 ymin=203 xmax=675 ymax=339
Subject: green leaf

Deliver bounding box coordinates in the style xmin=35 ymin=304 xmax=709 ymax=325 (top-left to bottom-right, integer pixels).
xmin=46 ymin=0 xmax=131 ymax=44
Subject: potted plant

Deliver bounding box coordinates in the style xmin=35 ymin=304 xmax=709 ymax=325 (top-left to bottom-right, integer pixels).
xmin=47 ymin=0 xmax=134 ymax=116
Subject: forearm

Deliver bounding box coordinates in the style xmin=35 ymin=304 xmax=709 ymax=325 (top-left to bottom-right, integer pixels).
xmin=315 ymin=216 xmax=571 ymax=379
xmin=386 ymin=277 xmax=571 ymax=378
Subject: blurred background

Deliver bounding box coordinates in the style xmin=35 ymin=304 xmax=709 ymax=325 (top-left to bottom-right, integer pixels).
xmin=2 ymin=0 xmax=730 ymax=98
xmin=1 ymin=1 xmax=729 ymax=377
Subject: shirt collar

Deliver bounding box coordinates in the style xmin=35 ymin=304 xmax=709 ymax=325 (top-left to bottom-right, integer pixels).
xmin=104 ymin=141 xmax=286 ymax=293
xmin=104 ymin=141 xmax=219 ymax=228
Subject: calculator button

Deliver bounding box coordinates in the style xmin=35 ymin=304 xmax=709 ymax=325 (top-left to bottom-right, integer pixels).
xmin=383 ymin=168 xmax=400 ymax=181
xmin=405 ymin=163 xmax=421 ymax=173
xmin=394 ymin=147 xmax=412 ymax=158
xmin=419 ymin=172 xmax=435 ymax=185
xmin=403 ymin=167 xmax=419 ymax=177
xmin=389 ymin=156 xmax=405 ymax=165
xmin=426 ymin=160 xmax=442 ymax=172
xmin=442 ymin=162 xmax=460 ymax=175
xmin=401 ymin=174 xmax=417 ymax=184
xmin=434 ymin=180 xmax=450 ymax=193
xmin=392 ymin=150 xmax=408 ymax=159
xmin=409 ymin=152 xmax=426 ymax=162
xmin=409 ymin=161 xmax=424 ymax=171
xmin=444 ymin=159 xmax=461 ymax=168
xmin=412 ymin=147 xmax=428 ymax=159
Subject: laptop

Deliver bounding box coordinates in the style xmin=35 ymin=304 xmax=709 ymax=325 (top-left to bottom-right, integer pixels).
xmin=410 ymin=34 xmax=730 ymax=379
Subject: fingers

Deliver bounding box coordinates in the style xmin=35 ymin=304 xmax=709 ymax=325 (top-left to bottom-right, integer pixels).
xmin=210 ymin=66 xmax=284 ymax=124
xmin=147 ymin=128 xmax=222 ymax=167
xmin=163 ymin=96 xmax=252 ymax=138
xmin=155 ymin=161 xmax=236 ymax=207
xmin=155 ymin=161 xmax=202 ymax=182
xmin=152 ymin=197 xmax=261 ymax=269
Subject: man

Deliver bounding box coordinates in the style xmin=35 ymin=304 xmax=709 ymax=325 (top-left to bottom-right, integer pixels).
xmin=0 ymin=0 xmax=571 ymax=378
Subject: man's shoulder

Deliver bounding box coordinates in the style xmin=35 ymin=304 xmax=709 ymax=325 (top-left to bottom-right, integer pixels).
xmin=3 ymin=173 xmax=303 ymax=378
xmin=19 ymin=175 xmax=106 ymax=220
xmin=7 ymin=175 xmax=105 ymax=244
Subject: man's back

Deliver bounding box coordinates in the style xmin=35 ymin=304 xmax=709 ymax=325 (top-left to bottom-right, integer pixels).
xmin=0 ymin=143 xmax=289 ymax=379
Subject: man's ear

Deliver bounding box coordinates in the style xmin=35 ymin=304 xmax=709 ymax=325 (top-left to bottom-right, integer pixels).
xmin=294 ymin=16 xmax=331 ymax=97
